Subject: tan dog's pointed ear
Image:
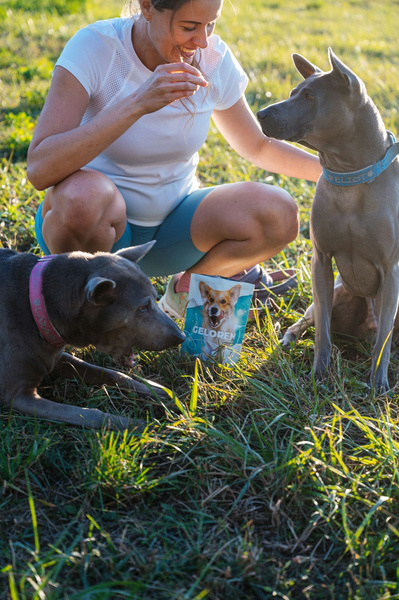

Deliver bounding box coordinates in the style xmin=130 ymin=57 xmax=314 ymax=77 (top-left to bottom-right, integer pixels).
xmin=292 ymin=53 xmax=322 ymax=79
xmin=328 ymin=47 xmax=358 ymax=89
xmin=199 ymin=281 xmax=211 ymax=299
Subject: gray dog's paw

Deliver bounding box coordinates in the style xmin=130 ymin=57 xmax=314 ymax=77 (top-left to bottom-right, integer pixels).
xmin=100 ymin=414 xmax=151 ymax=433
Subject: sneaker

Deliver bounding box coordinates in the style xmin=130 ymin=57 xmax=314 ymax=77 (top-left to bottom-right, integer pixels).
xmin=233 ymin=264 xmax=273 ymax=288
xmin=158 ymin=265 xmax=297 ymax=321
xmin=158 ymin=274 xmax=188 ymax=319
xmin=236 ymin=264 xmax=297 ymax=319
xmin=236 ymin=265 xmax=273 ymax=319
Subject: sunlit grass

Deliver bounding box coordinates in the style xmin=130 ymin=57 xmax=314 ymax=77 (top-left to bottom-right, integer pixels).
xmin=3 ymin=0 xmax=399 ymax=598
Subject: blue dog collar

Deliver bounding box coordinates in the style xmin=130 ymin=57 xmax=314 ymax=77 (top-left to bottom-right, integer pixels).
xmin=322 ymin=131 xmax=399 ymax=186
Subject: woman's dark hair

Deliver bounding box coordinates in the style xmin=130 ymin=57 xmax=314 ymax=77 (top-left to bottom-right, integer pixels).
xmin=150 ymin=0 xmax=191 ymax=11
xmin=125 ymin=0 xmax=192 ymax=17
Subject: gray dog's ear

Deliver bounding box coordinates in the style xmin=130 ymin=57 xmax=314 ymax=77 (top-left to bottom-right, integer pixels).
xmin=328 ymin=47 xmax=357 ymax=87
xmin=86 ymin=277 xmax=117 ymax=306
xmin=115 ymin=240 xmax=156 ymax=263
xmin=292 ymin=53 xmax=322 ymax=79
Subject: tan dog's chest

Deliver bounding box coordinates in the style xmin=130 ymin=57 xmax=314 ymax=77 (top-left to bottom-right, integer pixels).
xmin=258 ymin=47 xmax=399 ymax=391
xmin=311 ymin=177 xmax=399 ymax=297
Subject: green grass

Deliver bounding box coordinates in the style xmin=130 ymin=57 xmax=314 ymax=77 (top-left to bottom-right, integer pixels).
xmin=2 ymin=0 xmax=399 ymax=598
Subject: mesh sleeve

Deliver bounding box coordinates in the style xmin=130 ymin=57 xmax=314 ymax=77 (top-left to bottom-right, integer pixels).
xmin=54 ymin=25 xmax=114 ymax=98
xmin=204 ymin=35 xmax=249 ymax=110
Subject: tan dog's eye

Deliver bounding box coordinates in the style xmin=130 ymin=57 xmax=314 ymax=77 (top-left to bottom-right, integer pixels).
xmin=209 ymin=297 xmax=214 ymax=303
xmin=221 ymin=299 xmax=227 ymax=304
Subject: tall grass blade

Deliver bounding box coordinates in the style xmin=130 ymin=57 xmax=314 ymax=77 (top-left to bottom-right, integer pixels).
xmin=189 ymin=358 xmax=199 ymax=417
xmin=25 ymin=469 xmax=39 ymax=557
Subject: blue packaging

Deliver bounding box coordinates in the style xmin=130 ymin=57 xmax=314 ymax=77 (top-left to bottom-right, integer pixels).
xmin=181 ymin=274 xmax=254 ymax=365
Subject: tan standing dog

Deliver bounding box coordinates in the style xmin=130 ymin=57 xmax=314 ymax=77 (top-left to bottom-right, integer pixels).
xmin=258 ymin=49 xmax=399 ymax=391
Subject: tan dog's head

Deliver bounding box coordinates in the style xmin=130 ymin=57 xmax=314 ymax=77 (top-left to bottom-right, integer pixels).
xmin=199 ymin=282 xmax=241 ymax=329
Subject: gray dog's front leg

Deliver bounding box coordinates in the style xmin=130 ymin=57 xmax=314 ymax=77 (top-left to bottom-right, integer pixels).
xmin=6 ymin=390 xmax=136 ymax=431
xmin=370 ymin=271 xmax=399 ymax=392
xmin=311 ymin=251 xmax=335 ymax=378
xmin=53 ymin=353 xmax=168 ymax=398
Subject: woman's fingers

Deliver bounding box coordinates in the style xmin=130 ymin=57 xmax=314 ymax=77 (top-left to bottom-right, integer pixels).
xmin=134 ymin=62 xmax=208 ymax=113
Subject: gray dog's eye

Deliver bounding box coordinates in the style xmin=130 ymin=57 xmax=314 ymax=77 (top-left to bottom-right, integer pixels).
xmin=139 ymin=300 xmax=151 ymax=313
xmin=305 ymin=92 xmax=314 ymax=101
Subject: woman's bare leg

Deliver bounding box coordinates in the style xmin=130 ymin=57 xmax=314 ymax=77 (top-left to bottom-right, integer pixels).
xmin=189 ymin=181 xmax=299 ymax=276
xmin=41 ymin=169 xmax=127 ymax=254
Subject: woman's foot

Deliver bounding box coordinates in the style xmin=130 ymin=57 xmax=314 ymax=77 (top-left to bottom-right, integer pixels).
xmin=158 ymin=265 xmax=297 ymax=320
xmin=158 ymin=274 xmax=188 ymax=319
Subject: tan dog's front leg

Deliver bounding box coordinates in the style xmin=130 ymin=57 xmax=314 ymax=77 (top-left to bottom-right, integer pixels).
xmin=281 ymin=304 xmax=315 ymax=346
xmin=370 ymin=271 xmax=399 ymax=392
xmin=312 ymin=250 xmax=335 ymax=378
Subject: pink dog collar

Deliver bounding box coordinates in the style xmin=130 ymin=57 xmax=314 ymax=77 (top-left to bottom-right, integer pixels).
xmin=29 ymin=256 xmax=65 ymax=346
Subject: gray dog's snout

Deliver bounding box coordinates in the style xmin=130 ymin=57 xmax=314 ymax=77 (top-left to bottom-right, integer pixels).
xmin=257 ymin=107 xmax=281 ymax=138
xmin=257 ymin=106 xmax=273 ymax=124
xmin=256 ymin=108 xmax=267 ymax=123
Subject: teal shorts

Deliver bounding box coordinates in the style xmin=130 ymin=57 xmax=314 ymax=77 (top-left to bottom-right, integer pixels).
xmin=34 ymin=187 xmax=215 ymax=277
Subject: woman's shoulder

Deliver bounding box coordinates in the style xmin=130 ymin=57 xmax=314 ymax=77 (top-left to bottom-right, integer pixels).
xmin=57 ymin=17 xmax=133 ymax=87
xmin=203 ymin=33 xmax=231 ymax=60
xmin=63 ymin=16 xmax=133 ymax=61
xmin=84 ymin=17 xmax=132 ymax=42
xmin=200 ymin=34 xmax=244 ymax=78
xmin=199 ymin=33 xmax=248 ymax=107
xmin=200 ymin=33 xmax=240 ymax=75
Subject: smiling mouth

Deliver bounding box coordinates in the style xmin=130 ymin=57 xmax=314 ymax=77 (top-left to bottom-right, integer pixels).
xmin=178 ymin=46 xmax=196 ymax=58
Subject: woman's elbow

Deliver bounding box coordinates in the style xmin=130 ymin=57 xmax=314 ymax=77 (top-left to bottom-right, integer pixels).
xmin=27 ymin=163 xmax=47 ymax=191
xmin=26 ymin=147 xmax=49 ymax=190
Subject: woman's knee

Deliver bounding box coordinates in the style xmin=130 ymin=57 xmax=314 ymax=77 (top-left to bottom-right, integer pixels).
xmin=191 ymin=181 xmax=299 ymax=253
xmin=252 ymin=183 xmax=299 ymax=246
xmin=272 ymin=188 xmax=299 ymax=244
xmin=43 ymin=170 xmax=126 ymax=232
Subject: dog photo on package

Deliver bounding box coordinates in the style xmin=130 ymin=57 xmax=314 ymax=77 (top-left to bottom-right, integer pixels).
xmin=182 ymin=274 xmax=254 ymax=365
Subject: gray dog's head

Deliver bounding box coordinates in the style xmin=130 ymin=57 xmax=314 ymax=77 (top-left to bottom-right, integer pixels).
xmin=47 ymin=242 xmax=185 ymax=364
xmin=257 ymin=48 xmax=366 ymax=152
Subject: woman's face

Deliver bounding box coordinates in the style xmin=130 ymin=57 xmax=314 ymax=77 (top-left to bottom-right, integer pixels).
xmin=143 ymin=0 xmax=223 ymax=67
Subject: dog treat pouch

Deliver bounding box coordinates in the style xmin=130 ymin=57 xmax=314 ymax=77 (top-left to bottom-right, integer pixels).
xmin=181 ymin=274 xmax=254 ymax=365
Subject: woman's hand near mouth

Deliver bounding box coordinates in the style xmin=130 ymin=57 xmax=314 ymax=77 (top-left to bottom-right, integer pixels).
xmin=133 ymin=61 xmax=208 ymax=115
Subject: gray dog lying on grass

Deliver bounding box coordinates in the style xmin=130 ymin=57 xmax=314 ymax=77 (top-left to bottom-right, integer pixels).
xmin=258 ymin=49 xmax=399 ymax=392
xmin=0 ymin=242 xmax=185 ymax=430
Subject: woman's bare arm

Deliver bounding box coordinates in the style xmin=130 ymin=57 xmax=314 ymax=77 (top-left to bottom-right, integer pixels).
xmin=212 ymin=95 xmax=321 ymax=182
xmin=28 ymin=63 xmax=208 ymax=190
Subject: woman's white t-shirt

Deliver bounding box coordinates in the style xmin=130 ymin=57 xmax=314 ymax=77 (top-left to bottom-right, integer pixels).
xmin=55 ymin=17 xmax=249 ymax=226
